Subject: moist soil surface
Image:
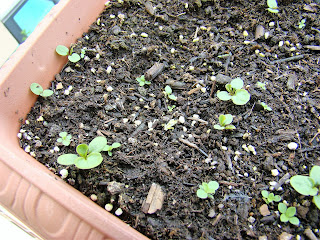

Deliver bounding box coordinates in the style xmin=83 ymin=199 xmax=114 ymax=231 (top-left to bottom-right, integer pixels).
xmin=19 ymin=0 xmax=320 ymax=239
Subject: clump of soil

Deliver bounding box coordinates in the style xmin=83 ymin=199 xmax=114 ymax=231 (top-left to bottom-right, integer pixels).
xmin=19 ymin=0 xmax=320 ymax=239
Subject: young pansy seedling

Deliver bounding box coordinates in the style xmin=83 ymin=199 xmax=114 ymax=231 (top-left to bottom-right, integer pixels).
xmin=197 ymin=181 xmax=219 ymax=199
xmin=267 ymin=0 xmax=279 ymax=13
xmin=278 ymin=203 xmax=300 ymax=225
xmin=136 ymin=75 xmax=151 ymax=86
xmin=290 ymin=165 xmax=320 ymax=210
xmin=298 ymin=19 xmax=306 ymax=29
xmin=217 ymin=77 xmax=250 ymax=105
xmin=261 ymin=190 xmax=281 ymax=204
xmin=56 ymin=45 xmax=81 ymax=63
xmin=57 ymin=136 xmax=107 ymax=169
xmin=30 ymin=83 xmax=53 ymax=97
xmin=164 ymin=85 xmax=177 ymax=101
xmin=103 ymin=142 xmax=121 ymax=156
xmin=260 ymin=102 xmax=272 ymax=111
xmin=214 ymin=114 xmax=236 ymax=130
xmin=57 ymin=132 xmax=72 ymax=146
xmin=256 ymin=81 xmax=267 ymax=90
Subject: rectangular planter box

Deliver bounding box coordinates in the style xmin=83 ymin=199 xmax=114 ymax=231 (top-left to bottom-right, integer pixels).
xmin=0 ymin=0 xmax=148 ymax=239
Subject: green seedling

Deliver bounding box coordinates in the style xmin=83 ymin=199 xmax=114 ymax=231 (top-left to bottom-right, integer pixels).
xmin=136 ymin=75 xmax=151 ymax=86
xmin=57 ymin=132 xmax=72 ymax=146
xmin=80 ymin=48 xmax=86 ymax=58
xmin=197 ymin=181 xmax=219 ymax=199
xmin=217 ymin=77 xmax=250 ymax=105
xmin=278 ymin=203 xmax=300 ymax=225
xmin=256 ymin=81 xmax=266 ymax=90
xmin=57 ymin=136 xmax=107 ymax=169
xmin=168 ymin=105 xmax=176 ymax=112
xmin=298 ymin=19 xmax=306 ymax=29
xmin=164 ymin=85 xmax=177 ymax=101
xmin=214 ymin=114 xmax=236 ymax=130
xmin=56 ymin=45 xmax=81 ymax=63
xmin=267 ymin=0 xmax=279 ymax=13
xmin=260 ymin=102 xmax=272 ymax=111
xmin=290 ymin=165 xmax=320 ymax=210
xmin=30 ymin=83 xmax=53 ymax=97
xmin=103 ymin=142 xmax=121 ymax=156
xmin=261 ymin=190 xmax=281 ymax=204
xmin=163 ymin=119 xmax=178 ymax=131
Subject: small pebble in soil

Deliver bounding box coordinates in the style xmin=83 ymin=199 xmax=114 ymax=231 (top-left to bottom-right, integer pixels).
xmin=115 ymin=208 xmax=123 ymax=216
xmin=24 ymin=145 xmax=31 ymax=153
xmin=247 ymin=216 xmax=255 ymax=223
xmin=90 ymin=194 xmax=98 ymax=201
xmin=105 ymin=203 xmax=113 ymax=212
xmin=269 ymin=21 xmax=275 ymax=27
xmin=271 ymin=169 xmax=279 ymax=176
xmin=59 ymin=169 xmax=68 ymax=179
xmin=178 ymin=116 xmax=185 ymax=124
xmin=106 ymin=86 xmax=113 ymax=92
xmin=141 ymin=32 xmax=148 ymax=38
xmin=287 ymin=142 xmax=298 ymax=150
xmin=53 ymin=146 xmax=60 ymax=152
xmin=243 ymin=30 xmax=249 ymax=37
xmin=37 ymin=116 xmax=44 ymax=122
xmin=106 ymin=66 xmax=112 ymax=74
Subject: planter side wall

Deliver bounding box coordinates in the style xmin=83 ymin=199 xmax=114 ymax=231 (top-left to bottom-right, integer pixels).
xmin=0 ymin=0 xmax=149 ymax=239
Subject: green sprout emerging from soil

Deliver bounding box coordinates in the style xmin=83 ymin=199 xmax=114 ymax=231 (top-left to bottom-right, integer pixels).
xmin=267 ymin=0 xmax=279 ymax=13
xmin=214 ymin=114 xmax=236 ymax=130
xmin=103 ymin=142 xmax=121 ymax=156
xmin=30 ymin=83 xmax=53 ymax=97
xmin=217 ymin=77 xmax=250 ymax=105
xmin=57 ymin=132 xmax=72 ymax=146
xmin=163 ymin=119 xmax=178 ymax=131
xmin=197 ymin=181 xmax=219 ymax=199
xmin=57 ymin=136 xmax=107 ymax=169
xmin=290 ymin=165 xmax=320 ymax=210
xmin=136 ymin=75 xmax=151 ymax=86
xmin=164 ymin=85 xmax=177 ymax=101
xmin=256 ymin=81 xmax=267 ymax=90
xmin=278 ymin=203 xmax=300 ymax=225
xmin=56 ymin=45 xmax=81 ymax=63
xmin=168 ymin=105 xmax=176 ymax=112
xmin=260 ymin=102 xmax=272 ymax=111
xmin=261 ymin=190 xmax=281 ymax=204
xmin=298 ymin=19 xmax=306 ymax=29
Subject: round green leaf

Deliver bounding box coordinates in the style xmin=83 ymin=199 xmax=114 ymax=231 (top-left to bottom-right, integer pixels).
xmin=289 ymin=217 xmax=300 ymax=226
xmin=225 ymin=125 xmax=236 ymax=130
xmin=89 ymin=136 xmax=107 ymax=153
xmin=310 ymin=165 xmax=320 ymax=186
xmin=313 ymin=195 xmax=320 ymax=210
xmin=111 ymin=142 xmax=121 ymax=148
xmin=214 ymin=125 xmax=225 ymax=130
xmin=68 ymin=53 xmax=81 ymax=63
xmin=165 ymin=85 xmax=172 ymax=94
xmin=207 ymin=181 xmax=219 ymax=193
xmin=168 ymin=94 xmax=177 ymax=101
xmin=219 ymin=114 xmax=226 ymax=125
xmin=217 ymin=91 xmax=232 ymax=101
xmin=223 ymin=114 xmax=233 ymax=125
xmin=57 ymin=154 xmax=78 ymax=165
xmin=30 ymin=83 xmax=43 ymax=95
xmin=40 ymin=89 xmax=53 ymax=97
xmin=267 ymin=0 xmax=278 ymax=9
xmin=75 ymin=153 xmax=103 ymax=169
xmin=274 ymin=195 xmax=281 ymax=202
xmin=197 ymin=189 xmax=208 ymax=199
xmin=280 ymin=214 xmax=289 ymax=223
xmin=232 ymin=89 xmax=250 ymax=105
xmin=230 ymin=77 xmax=244 ymax=90
xmin=77 ymin=144 xmax=89 ymax=158
xmin=59 ymin=132 xmax=67 ymax=137
xmin=286 ymin=207 xmax=296 ymax=217
xmin=56 ymin=45 xmax=69 ymax=56
xmin=261 ymin=190 xmax=269 ymax=198
xmin=290 ymin=175 xmax=317 ymax=196
xmin=278 ymin=203 xmax=287 ymax=213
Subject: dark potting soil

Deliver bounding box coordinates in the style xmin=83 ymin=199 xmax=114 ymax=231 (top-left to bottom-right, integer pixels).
xmin=19 ymin=0 xmax=320 ymax=239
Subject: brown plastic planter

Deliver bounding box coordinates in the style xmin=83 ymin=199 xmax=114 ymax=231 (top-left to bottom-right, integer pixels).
xmin=0 ymin=0 xmax=148 ymax=239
